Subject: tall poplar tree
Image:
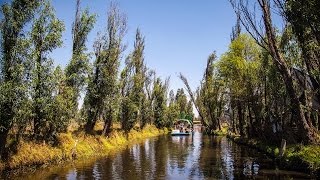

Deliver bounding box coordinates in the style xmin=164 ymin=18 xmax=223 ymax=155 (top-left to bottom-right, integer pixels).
xmin=84 ymin=3 xmax=126 ymax=135
xmin=30 ymin=1 xmax=64 ymax=140
xmin=0 ymin=0 xmax=39 ymax=159
xmin=65 ymin=0 xmax=96 ymax=115
xmin=153 ymin=77 xmax=169 ymax=128
xmin=131 ymin=29 xmax=145 ymax=128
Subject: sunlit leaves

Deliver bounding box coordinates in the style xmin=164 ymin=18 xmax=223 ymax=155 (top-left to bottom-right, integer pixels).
xmin=29 ymin=1 xmax=65 ymax=140
xmin=65 ymin=2 xmax=96 ymax=111
xmin=153 ymin=78 xmax=167 ymax=129
xmin=84 ymin=3 xmax=127 ymax=134
xmin=0 ymin=0 xmax=39 ymax=156
xmin=218 ymin=34 xmax=260 ymax=97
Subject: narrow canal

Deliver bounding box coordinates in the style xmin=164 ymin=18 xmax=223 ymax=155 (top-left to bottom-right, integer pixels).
xmin=14 ymin=131 xmax=312 ymax=179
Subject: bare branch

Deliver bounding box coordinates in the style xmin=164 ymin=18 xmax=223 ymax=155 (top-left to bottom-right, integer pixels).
xmin=179 ymin=73 xmax=204 ymax=121
xmin=229 ymin=0 xmax=268 ymax=50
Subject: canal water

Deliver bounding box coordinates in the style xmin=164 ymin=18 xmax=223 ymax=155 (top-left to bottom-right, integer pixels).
xmin=12 ymin=132 xmax=313 ymax=179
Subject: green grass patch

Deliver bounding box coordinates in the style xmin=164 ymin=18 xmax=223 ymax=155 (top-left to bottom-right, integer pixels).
xmin=227 ymin=134 xmax=320 ymax=174
xmin=285 ymin=145 xmax=320 ymax=171
xmin=212 ymin=123 xmax=229 ymax=136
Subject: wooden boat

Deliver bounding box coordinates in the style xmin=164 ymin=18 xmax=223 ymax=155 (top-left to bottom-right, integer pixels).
xmin=171 ymin=119 xmax=193 ymax=136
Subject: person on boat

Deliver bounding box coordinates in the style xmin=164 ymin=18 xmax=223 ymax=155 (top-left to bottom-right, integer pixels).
xmin=179 ymin=122 xmax=185 ymax=132
xmin=185 ymin=128 xmax=189 ymax=133
xmin=186 ymin=124 xmax=191 ymax=133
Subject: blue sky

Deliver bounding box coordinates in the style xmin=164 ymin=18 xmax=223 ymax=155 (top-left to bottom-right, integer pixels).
xmin=0 ymin=0 xmax=236 ymax=100
xmin=48 ymin=0 xmax=236 ymax=94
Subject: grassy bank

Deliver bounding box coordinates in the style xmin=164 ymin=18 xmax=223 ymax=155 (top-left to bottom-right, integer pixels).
xmin=227 ymin=134 xmax=320 ymax=177
xmin=0 ymin=124 xmax=168 ymax=173
xmin=212 ymin=125 xmax=228 ymax=136
xmin=205 ymin=123 xmax=229 ymax=136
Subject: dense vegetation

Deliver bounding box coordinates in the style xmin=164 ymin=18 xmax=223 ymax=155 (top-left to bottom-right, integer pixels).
xmin=0 ymin=0 xmax=194 ymax=161
xmin=181 ymin=0 xmax=319 ymax=145
xmin=1 ymin=0 xmax=319 ymax=174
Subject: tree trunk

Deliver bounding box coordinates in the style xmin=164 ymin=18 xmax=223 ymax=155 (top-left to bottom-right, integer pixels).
xmin=85 ymin=109 xmax=98 ymax=134
xmin=34 ymin=116 xmax=41 ymax=139
xmin=260 ymin=0 xmax=318 ymax=144
xmin=287 ymin=6 xmax=320 ymax=109
xmin=317 ymin=112 xmax=319 ymax=131
xmin=230 ymin=105 xmax=235 ymax=133
xmin=102 ymin=108 xmax=113 ymax=136
xmin=237 ymin=101 xmax=244 ymax=136
xmin=217 ymin=108 xmax=222 ymax=131
xmin=34 ymin=50 xmax=43 ymax=140
xmin=102 ymin=119 xmax=112 ymax=136
xmin=178 ymin=74 xmax=206 ymax=126
xmin=248 ymin=104 xmax=254 ymax=137
xmin=231 ymin=100 xmax=239 ymax=135
xmin=0 ymin=129 xmax=9 ymax=161
xmin=314 ymin=112 xmax=319 ymax=131
xmin=217 ymin=118 xmax=222 ymax=131
xmin=207 ymin=102 xmax=217 ymax=131
xmin=85 ymin=120 xmax=96 ymax=134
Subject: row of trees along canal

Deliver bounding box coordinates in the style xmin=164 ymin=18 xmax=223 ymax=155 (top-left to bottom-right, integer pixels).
xmin=181 ymin=0 xmax=320 ymax=145
xmin=0 ymin=0 xmax=194 ymax=161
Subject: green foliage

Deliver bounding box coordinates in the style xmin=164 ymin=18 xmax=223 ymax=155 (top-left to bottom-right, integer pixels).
xmin=285 ymin=1 xmax=320 ymax=135
xmin=285 ymin=0 xmax=320 ymax=81
xmin=197 ymin=52 xmax=225 ymax=130
xmin=165 ymin=90 xmax=179 ymax=127
xmin=51 ymin=66 xmax=74 ymax=133
xmin=29 ymin=1 xmax=65 ymax=140
xmin=0 ymin=0 xmax=175 ymax=164
xmin=84 ymin=3 xmax=126 ymax=135
xmin=119 ymin=57 xmax=136 ymax=131
xmin=0 ymin=0 xmax=39 ymax=158
xmin=175 ymin=88 xmax=188 ymax=116
xmin=140 ymin=69 xmax=156 ymax=128
xmin=219 ymin=34 xmax=260 ymax=97
xmin=119 ymin=29 xmax=146 ymax=131
xmin=185 ymin=100 xmax=194 ymax=121
xmin=65 ymin=2 xmax=96 ymax=114
xmin=153 ymin=78 xmax=168 ymax=129
xmin=165 ymin=88 xmax=194 ymax=124
xmin=195 ymin=34 xmax=263 ymax=135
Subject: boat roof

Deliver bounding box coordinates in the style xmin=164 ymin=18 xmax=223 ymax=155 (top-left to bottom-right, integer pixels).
xmin=174 ymin=119 xmax=193 ymax=125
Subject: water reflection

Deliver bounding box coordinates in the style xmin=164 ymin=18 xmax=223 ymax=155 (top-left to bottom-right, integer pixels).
xmin=15 ymin=132 xmax=313 ymax=180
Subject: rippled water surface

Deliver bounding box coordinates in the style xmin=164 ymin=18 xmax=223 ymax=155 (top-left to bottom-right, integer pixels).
xmin=12 ymin=131 xmax=313 ymax=179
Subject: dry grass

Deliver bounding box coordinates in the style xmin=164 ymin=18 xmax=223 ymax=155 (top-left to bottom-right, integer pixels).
xmin=8 ymin=141 xmax=62 ymax=169
xmin=0 ymin=124 xmax=168 ymax=172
